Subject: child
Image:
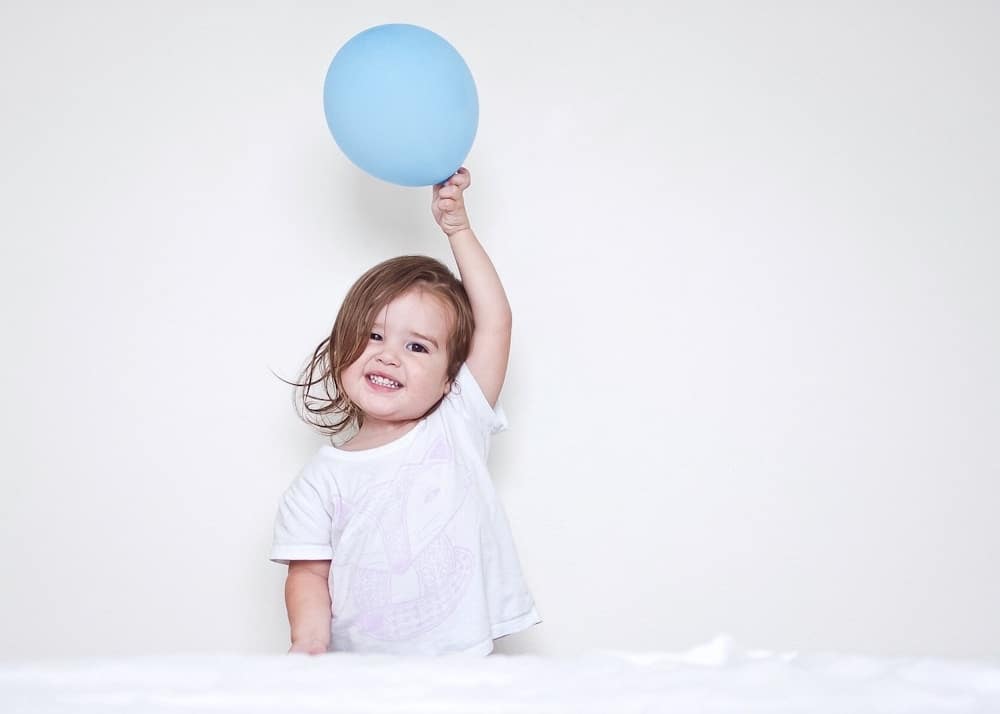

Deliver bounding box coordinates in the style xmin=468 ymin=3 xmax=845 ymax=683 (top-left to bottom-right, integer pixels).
xmin=270 ymin=168 xmax=540 ymax=656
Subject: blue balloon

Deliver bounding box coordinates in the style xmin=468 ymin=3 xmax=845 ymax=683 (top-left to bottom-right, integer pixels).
xmin=323 ymin=24 xmax=479 ymax=187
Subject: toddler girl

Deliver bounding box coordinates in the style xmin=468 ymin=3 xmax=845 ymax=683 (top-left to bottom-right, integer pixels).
xmin=270 ymin=168 xmax=540 ymax=655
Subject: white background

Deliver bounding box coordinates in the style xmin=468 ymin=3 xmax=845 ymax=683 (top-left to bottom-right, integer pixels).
xmin=1 ymin=1 xmax=997 ymax=659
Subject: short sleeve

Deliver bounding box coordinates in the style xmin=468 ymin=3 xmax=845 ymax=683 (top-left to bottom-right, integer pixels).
xmin=269 ymin=455 xmax=337 ymax=565
xmin=448 ymin=363 xmax=509 ymax=436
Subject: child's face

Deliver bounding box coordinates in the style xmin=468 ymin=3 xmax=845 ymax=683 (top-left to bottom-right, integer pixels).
xmin=341 ymin=288 xmax=453 ymax=427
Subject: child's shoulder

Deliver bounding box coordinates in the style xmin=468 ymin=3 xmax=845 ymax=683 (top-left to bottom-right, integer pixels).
xmin=298 ymin=445 xmax=342 ymax=478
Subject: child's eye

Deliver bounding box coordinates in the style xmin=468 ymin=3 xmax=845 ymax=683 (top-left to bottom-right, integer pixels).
xmin=407 ymin=343 xmax=428 ymax=353
xmin=370 ymin=332 xmax=383 ymax=341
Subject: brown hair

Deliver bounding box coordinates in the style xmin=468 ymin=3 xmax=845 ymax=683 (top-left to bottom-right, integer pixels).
xmin=290 ymin=255 xmax=474 ymax=438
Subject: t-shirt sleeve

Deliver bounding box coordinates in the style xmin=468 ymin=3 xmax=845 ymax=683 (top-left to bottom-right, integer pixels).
xmin=447 ymin=362 xmax=509 ymax=436
xmin=269 ymin=453 xmax=337 ymax=565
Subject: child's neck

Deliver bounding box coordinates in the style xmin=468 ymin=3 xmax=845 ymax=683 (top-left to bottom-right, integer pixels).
xmin=339 ymin=418 xmax=420 ymax=451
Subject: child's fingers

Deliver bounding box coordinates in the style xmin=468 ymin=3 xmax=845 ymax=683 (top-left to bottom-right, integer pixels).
xmin=446 ymin=168 xmax=471 ymax=190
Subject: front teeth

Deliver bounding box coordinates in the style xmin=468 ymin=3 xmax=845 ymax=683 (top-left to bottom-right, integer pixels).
xmin=369 ymin=374 xmax=401 ymax=388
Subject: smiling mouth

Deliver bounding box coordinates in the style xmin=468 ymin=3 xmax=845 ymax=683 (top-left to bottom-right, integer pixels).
xmin=367 ymin=374 xmax=402 ymax=389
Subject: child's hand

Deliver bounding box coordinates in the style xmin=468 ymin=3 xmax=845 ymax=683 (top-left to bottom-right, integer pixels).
xmin=288 ymin=638 xmax=327 ymax=655
xmin=432 ymin=167 xmax=472 ymax=236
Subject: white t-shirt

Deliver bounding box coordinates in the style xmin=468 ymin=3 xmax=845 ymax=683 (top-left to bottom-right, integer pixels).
xmin=270 ymin=363 xmax=541 ymax=655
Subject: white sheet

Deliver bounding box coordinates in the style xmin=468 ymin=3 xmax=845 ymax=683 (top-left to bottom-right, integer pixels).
xmin=3 ymin=636 xmax=999 ymax=713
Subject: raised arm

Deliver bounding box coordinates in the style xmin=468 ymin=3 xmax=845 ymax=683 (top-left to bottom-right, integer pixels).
xmin=432 ymin=168 xmax=512 ymax=407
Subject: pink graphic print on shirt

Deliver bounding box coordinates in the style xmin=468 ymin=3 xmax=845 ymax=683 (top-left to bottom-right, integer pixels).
xmin=349 ymin=436 xmax=474 ymax=641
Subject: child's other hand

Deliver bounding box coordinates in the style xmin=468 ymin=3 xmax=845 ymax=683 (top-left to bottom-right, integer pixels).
xmin=288 ymin=638 xmax=328 ymax=655
xmin=432 ymin=167 xmax=472 ymax=236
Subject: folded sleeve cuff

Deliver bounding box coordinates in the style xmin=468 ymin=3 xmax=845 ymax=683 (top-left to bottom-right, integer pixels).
xmin=455 ymin=363 xmax=509 ymax=435
xmin=269 ymin=544 xmax=334 ymax=565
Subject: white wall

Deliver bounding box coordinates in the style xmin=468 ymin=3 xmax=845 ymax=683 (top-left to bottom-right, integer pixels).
xmin=1 ymin=0 xmax=997 ymax=659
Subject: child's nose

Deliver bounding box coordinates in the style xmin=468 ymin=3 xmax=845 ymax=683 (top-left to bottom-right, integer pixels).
xmin=376 ymin=349 xmax=400 ymax=367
